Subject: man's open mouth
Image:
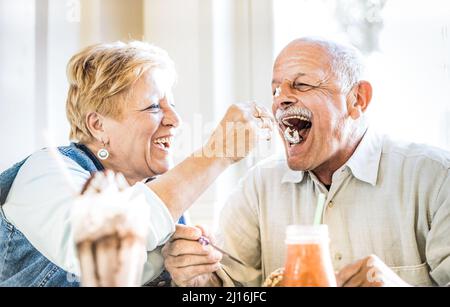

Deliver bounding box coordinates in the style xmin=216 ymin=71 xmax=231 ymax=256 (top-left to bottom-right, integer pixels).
xmin=276 ymin=107 xmax=313 ymax=146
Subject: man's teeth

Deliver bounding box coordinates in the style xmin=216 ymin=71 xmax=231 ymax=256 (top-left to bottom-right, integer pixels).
xmin=281 ymin=115 xmax=311 ymax=127
xmin=284 ymin=127 xmax=302 ymax=144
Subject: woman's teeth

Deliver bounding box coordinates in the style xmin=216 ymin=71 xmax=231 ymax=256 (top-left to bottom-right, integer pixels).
xmin=153 ymin=137 xmax=173 ymax=149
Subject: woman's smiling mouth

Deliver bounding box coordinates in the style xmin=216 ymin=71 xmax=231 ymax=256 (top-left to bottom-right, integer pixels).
xmin=153 ymin=135 xmax=174 ymax=151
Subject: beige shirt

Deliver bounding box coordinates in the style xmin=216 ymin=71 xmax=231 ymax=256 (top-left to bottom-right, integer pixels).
xmin=216 ymin=128 xmax=450 ymax=287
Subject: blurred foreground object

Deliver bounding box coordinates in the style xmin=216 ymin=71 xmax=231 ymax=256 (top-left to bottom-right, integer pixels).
xmin=72 ymin=171 xmax=150 ymax=287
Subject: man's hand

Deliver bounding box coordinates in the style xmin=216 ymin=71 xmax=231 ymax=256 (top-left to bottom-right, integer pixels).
xmin=162 ymin=225 xmax=223 ymax=287
xmin=336 ymin=255 xmax=411 ymax=287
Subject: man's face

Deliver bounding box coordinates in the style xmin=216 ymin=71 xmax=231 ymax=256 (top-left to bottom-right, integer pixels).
xmin=272 ymin=42 xmax=353 ymax=172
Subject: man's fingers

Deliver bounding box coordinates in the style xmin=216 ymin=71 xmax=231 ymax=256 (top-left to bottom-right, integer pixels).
xmin=171 ymin=224 xmax=202 ymax=241
xmin=195 ymin=224 xmax=219 ymax=245
xmin=195 ymin=225 xmax=211 ymax=238
xmin=165 ymin=239 xmax=211 ymax=257
xmin=336 ymin=258 xmax=366 ymax=286
xmin=337 ymin=255 xmax=390 ymax=287
xmin=165 ymin=251 xmax=222 ymax=268
xmin=341 ymin=271 xmax=366 ymax=287
xmin=171 ymin=263 xmax=221 ymax=284
xmin=343 ymin=268 xmax=384 ymax=287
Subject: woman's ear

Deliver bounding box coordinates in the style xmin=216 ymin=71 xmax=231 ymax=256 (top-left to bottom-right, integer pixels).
xmin=86 ymin=112 xmax=107 ymax=143
xmin=347 ymin=81 xmax=373 ymax=120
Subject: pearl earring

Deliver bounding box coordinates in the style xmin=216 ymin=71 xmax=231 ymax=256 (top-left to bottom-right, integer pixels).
xmin=97 ymin=142 xmax=109 ymax=160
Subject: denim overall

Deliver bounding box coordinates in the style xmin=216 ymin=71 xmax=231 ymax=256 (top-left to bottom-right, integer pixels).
xmin=0 ymin=143 xmax=182 ymax=286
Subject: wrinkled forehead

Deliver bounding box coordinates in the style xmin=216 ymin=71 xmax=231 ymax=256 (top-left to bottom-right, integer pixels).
xmin=129 ymin=69 xmax=175 ymax=106
xmin=272 ymin=42 xmax=333 ymax=82
xmin=147 ymin=68 xmax=176 ymax=92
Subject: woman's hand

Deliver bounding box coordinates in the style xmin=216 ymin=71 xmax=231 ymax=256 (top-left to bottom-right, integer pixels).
xmin=203 ymin=102 xmax=274 ymax=163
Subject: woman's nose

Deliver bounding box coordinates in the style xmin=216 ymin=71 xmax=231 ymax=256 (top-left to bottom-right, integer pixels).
xmin=162 ymin=106 xmax=181 ymax=128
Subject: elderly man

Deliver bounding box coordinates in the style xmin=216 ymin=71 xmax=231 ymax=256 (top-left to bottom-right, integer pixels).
xmin=162 ymin=37 xmax=450 ymax=287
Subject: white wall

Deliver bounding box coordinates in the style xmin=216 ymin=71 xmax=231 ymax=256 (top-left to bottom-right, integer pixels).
xmin=0 ymin=0 xmax=81 ymax=171
xmin=0 ymin=0 xmax=37 ymax=170
xmin=46 ymin=0 xmax=80 ymax=147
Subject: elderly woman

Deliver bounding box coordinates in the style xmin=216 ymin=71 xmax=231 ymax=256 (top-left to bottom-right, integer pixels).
xmin=0 ymin=41 xmax=272 ymax=286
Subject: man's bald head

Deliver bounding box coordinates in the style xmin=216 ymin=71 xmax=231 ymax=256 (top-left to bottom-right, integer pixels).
xmin=275 ymin=37 xmax=365 ymax=93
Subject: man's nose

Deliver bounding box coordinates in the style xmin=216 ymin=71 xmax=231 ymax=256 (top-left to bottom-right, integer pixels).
xmin=274 ymin=81 xmax=297 ymax=109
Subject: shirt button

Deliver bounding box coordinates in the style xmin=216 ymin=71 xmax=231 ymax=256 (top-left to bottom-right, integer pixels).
xmin=334 ymin=252 xmax=343 ymax=261
xmin=328 ymin=201 xmax=334 ymax=209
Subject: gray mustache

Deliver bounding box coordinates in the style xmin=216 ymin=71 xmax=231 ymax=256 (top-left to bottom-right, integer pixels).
xmin=275 ymin=106 xmax=313 ymax=123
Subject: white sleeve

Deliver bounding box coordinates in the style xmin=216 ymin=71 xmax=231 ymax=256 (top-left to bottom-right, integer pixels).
xmin=132 ymin=182 xmax=176 ymax=249
xmin=3 ymin=148 xmax=175 ymax=277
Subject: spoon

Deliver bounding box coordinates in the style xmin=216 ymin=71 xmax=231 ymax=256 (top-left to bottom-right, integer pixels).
xmin=198 ymin=236 xmax=246 ymax=266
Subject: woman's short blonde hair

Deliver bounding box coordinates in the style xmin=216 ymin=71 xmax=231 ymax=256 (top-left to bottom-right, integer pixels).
xmin=66 ymin=41 xmax=176 ymax=142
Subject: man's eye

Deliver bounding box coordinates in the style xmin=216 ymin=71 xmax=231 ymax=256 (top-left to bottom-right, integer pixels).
xmin=294 ymin=83 xmax=314 ymax=92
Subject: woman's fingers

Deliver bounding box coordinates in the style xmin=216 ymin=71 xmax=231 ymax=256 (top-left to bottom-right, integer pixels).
xmin=253 ymin=104 xmax=274 ymax=141
xmin=205 ymin=101 xmax=274 ymax=163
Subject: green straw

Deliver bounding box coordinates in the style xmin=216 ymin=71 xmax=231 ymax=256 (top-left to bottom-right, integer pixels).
xmin=313 ymin=193 xmax=326 ymax=225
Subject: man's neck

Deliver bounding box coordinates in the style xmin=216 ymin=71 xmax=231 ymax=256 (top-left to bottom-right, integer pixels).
xmin=312 ymin=128 xmax=366 ymax=186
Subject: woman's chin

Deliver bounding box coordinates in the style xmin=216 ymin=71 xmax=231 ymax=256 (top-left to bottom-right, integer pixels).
xmin=146 ymin=159 xmax=173 ymax=176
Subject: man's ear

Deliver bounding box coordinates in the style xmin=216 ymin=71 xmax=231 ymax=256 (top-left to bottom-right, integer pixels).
xmin=86 ymin=112 xmax=107 ymax=143
xmin=347 ymin=81 xmax=372 ymax=120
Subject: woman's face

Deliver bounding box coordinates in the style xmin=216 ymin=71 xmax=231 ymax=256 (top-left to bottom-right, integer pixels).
xmin=102 ymin=69 xmax=181 ymax=181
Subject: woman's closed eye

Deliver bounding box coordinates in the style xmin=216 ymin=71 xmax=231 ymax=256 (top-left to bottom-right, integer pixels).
xmin=142 ymin=103 xmax=161 ymax=112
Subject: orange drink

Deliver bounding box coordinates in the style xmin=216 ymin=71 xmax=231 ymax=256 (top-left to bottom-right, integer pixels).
xmin=282 ymin=225 xmax=336 ymax=287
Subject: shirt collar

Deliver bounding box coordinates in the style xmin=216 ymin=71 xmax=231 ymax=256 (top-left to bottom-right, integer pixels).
xmin=281 ymin=127 xmax=383 ymax=186
xmin=344 ymin=127 xmax=383 ymax=186
xmin=281 ymin=168 xmax=305 ymax=184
